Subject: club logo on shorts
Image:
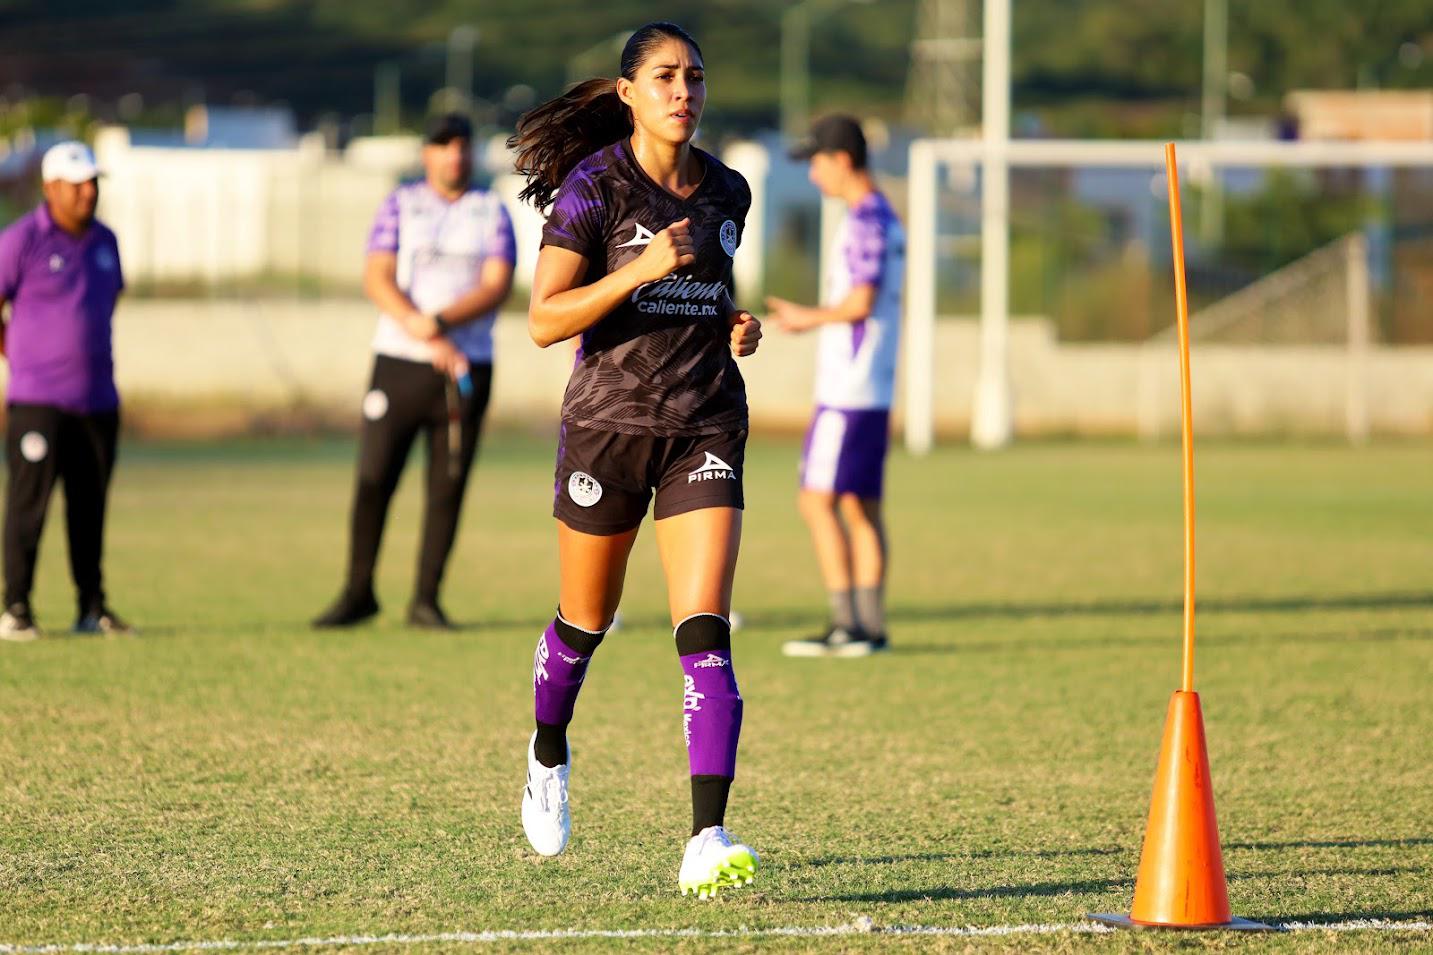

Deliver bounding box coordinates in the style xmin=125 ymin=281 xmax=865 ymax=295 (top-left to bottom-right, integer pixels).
xmin=568 ymin=471 xmax=602 ymax=507
xmin=688 ymin=451 xmax=736 ymax=484
xmin=719 ymin=219 xmax=738 ymax=257
xmin=362 ymin=389 xmax=388 ymax=421
xmin=19 ymin=432 xmax=48 ymax=463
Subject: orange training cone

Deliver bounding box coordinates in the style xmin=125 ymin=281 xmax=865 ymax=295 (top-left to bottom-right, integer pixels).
xmin=1087 ymin=142 xmax=1274 ymax=932
xmin=1088 ymin=691 xmax=1272 ymax=931
xmin=1129 ymin=691 xmax=1228 ymax=926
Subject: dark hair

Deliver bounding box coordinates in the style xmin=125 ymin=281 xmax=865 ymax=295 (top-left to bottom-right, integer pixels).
xmin=509 ymin=21 xmax=703 ymax=210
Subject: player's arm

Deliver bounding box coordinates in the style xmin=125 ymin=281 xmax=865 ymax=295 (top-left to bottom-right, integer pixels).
xmin=720 ymin=288 xmax=762 ymax=358
xmin=426 ymin=257 xmax=515 ymax=333
xmin=362 ymin=251 xmax=430 ymax=341
xmin=528 ymin=217 xmax=694 ymax=348
xmin=765 ymin=283 xmax=876 ymax=333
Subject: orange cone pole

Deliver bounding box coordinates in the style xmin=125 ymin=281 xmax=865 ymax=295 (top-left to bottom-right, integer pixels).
xmin=1088 ymin=145 xmax=1274 ymax=933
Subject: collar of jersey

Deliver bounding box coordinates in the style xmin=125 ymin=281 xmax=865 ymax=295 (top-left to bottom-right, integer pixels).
xmin=619 ymin=136 xmax=710 ymax=206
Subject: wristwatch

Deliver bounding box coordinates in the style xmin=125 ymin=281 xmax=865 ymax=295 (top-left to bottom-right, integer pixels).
xmin=432 ymin=312 xmax=451 ymax=336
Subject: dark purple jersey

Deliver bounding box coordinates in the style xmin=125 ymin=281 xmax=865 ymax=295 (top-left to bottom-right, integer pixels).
xmin=541 ymin=138 xmax=751 ymax=436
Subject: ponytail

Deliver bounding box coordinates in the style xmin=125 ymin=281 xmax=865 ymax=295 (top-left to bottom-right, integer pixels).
xmin=509 ymin=78 xmax=632 ymax=211
xmin=509 ymin=21 xmax=704 ymax=211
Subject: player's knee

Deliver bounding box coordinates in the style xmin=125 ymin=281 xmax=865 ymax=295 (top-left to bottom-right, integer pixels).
xmin=797 ymin=490 xmax=837 ymax=522
xmin=837 ymin=493 xmax=880 ymax=527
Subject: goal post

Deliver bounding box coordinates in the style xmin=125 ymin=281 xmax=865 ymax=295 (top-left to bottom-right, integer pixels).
xmin=901 ymin=138 xmax=1433 ymax=454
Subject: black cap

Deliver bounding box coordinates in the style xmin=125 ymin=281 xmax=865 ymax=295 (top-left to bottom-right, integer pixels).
xmin=425 ymin=112 xmax=473 ymax=145
xmin=788 ymin=114 xmax=867 ymax=168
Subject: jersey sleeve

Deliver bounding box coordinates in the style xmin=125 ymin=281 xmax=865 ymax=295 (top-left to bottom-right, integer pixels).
xmin=0 ymin=218 xmax=29 ymax=300
xmin=844 ymin=206 xmax=890 ymax=292
xmin=108 ymin=228 xmax=125 ymax=293
xmin=366 ymin=190 xmax=401 ymax=255
xmin=486 ymin=199 xmax=517 ymax=264
xmin=541 ymin=168 xmax=605 ymax=258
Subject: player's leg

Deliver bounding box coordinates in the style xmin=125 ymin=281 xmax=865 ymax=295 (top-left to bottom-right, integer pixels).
xmin=1 ymin=405 xmax=61 ymax=639
xmin=830 ymin=408 xmax=892 ymax=652
xmin=411 ymin=364 xmax=492 ymax=628
xmin=837 ymin=494 xmax=888 ymax=650
xmin=313 ymin=356 xmax=424 ymax=627
xmin=60 ymin=410 xmax=128 ymax=633
xmin=652 ymin=433 xmax=757 ymax=897
xmin=522 ymin=424 xmax=649 ymax=856
xmin=784 ymin=407 xmax=863 ymax=656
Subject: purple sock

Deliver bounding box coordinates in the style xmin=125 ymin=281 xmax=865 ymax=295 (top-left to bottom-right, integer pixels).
xmin=533 ymin=616 xmax=602 ymax=727
xmin=677 ymin=615 xmax=743 ymax=778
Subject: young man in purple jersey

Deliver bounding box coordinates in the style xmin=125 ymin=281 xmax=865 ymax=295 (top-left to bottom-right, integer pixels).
xmin=768 ymin=115 xmax=905 ymax=658
xmin=508 ymin=22 xmax=763 ymax=897
xmin=313 ymin=114 xmax=515 ymax=630
xmin=0 ymin=142 xmax=131 ymax=640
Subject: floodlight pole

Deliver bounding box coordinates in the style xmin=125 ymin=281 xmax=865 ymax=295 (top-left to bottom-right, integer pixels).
xmin=971 ymin=0 xmax=1013 ymax=448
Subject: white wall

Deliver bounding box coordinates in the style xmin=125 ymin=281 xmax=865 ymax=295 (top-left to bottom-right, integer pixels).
xmin=3 ymin=301 xmax=1427 ymax=439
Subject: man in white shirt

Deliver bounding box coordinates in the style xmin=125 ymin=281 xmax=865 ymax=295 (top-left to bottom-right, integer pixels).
xmin=314 ymin=114 xmax=516 ymax=630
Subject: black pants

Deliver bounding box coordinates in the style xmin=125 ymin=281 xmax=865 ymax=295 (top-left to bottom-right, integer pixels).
xmin=342 ymin=355 xmax=492 ymax=603
xmin=3 ymin=404 xmax=120 ymax=611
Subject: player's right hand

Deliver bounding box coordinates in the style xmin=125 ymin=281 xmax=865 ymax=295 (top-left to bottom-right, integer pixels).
xmin=634 ymin=217 xmax=695 ymax=282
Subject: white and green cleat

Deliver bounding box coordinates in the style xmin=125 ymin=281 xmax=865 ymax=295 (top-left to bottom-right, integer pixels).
xmin=678 ymin=825 xmax=759 ymax=899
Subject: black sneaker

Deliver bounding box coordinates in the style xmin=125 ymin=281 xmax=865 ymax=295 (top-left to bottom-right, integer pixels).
xmin=406 ymin=600 xmax=452 ymax=630
xmin=782 ymin=624 xmax=875 ymax=658
xmin=312 ymin=588 xmax=380 ymax=629
xmin=75 ymin=606 xmax=133 ymax=636
xmin=0 ymin=602 xmax=40 ymax=642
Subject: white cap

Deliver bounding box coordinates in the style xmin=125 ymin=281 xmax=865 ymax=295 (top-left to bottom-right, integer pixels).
xmin=41 ymin=141 xmax=101 ymax=184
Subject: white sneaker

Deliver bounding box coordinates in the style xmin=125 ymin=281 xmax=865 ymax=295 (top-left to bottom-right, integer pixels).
xmin=0 ymin=605 xmax=39 ymax=642
xmin=521 ymin=732 xmax=571 ymax=856
xmin=679 ymin=825 xmax=759 ymax=899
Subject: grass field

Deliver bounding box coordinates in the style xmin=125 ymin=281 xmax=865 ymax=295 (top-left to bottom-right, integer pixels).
xmin=1 ymin=434 xmax=1430 ymax=952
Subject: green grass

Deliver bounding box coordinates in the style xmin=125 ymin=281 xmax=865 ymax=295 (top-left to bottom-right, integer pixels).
xmin=1 ymin=435 xmax=1431 ymax=953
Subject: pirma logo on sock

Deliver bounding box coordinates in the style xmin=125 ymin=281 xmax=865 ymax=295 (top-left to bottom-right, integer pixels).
xmin=692 ymin=653 xmax=729 ymax=669
xmin=688 ymin=452 xmax=736 ymax=484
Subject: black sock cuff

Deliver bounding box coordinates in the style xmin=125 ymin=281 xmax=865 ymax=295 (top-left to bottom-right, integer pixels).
xmin=674 ymin=612 xmax=731 ymax=656
xmin=554 ymin=608 xmax=606 ymax=655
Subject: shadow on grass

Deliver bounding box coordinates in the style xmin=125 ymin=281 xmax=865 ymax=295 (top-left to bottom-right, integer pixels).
xmin=1268 ymin=910 xmax=1433 ymax=927
xmin=800 ymin=876 xmax=1129 ymax=904
xmin=802 ymin=867 xmax=1420 ymax=904
xmin=1227 ymin=837 xmax=1433 ymax=852
xmin=793 ymin=847 xmax=1122 ymax=869
xmin=492 ymin=590 xmax=1433 ymax=636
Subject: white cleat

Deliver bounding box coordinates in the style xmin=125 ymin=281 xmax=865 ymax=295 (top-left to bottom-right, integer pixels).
xmin=679 ymin=825 xmax=759 ymax=899
xmin=521 ymin=732 xmax=571 ymax=856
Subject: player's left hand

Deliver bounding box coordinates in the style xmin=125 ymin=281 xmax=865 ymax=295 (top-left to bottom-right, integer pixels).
xmin=429 ymin=335 xmax=466 ymax=376
xmin=729 ymin=310 xmax=762 ymax=357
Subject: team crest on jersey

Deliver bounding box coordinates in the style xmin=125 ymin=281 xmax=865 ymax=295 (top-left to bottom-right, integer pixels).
xmin=48 ymin=254 xmax=65 ymax=273
xmin=568 ymin=471 xmax=603 ymax=507
xmin=719 ymin=220 xmax=738 ymax=257
xmin=616 ymin=222 xmax=657 ymax=248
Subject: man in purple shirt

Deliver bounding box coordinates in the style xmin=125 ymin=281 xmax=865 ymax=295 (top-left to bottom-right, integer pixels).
xmin=0 ymin=141 xmax=130 ymax=641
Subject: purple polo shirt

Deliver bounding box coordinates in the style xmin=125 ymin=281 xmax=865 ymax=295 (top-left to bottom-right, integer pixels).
xmin=0 ymin=204 xmax=124 ymax=413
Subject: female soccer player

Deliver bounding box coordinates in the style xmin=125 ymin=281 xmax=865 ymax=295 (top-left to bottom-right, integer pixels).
xmin=508 ymin=21 xmax=762 ymax=898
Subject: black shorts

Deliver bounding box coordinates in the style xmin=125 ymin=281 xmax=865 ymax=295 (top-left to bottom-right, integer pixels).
xmin=552 ymin=423 xmax=747 ymax=535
